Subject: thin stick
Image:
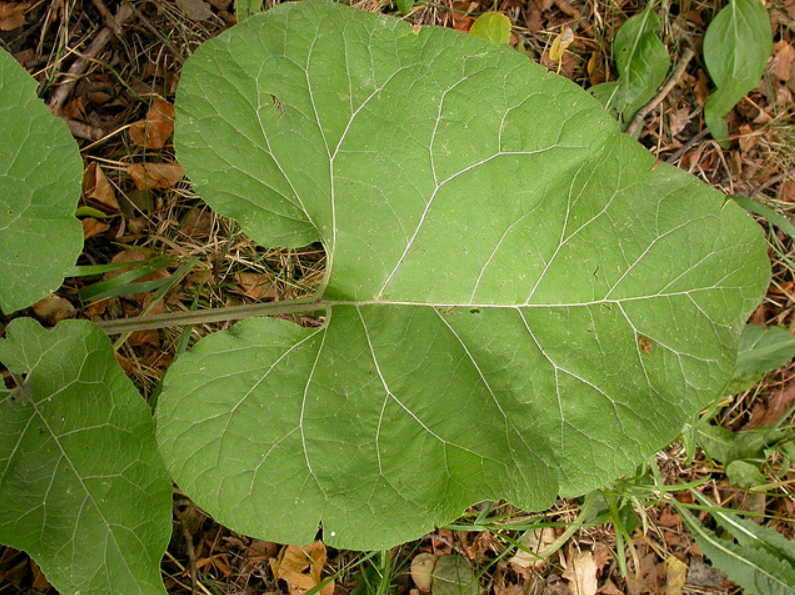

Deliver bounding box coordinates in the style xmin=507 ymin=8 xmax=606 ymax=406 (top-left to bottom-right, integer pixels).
xmin=626 ymin=48 xmax=695 ymax=137
xmin=96 ymin=300 xmax=329 ymax=335
xmin=48 ymin=2 xmax=134 ymax=113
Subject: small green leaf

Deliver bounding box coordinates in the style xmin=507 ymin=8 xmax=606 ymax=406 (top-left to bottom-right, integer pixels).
xmin=0 ymin=318 xmax=173 ymax=594
xmin=469 ymin=12 xmax=512 ymax=45
xmin=590 ymin=8 xmax=670 ymax=126
xmin=691 ymin=490 xmax=795 ymax=566
xmin=726 ymin=460 xmax=766 ymax=488
xmin=730 ymin=324 xmax=795 ymax=393
xmin=703 ymin=0 xmax=772 ymax=144
xmin=0 ymin=48 xmax=83 ymax=314
xmin=677 ymin=500 xmax=795 ymax=594
xmin=431 ymin=555 xmax=479 ymax=595
xmin=395 ymin=0 xmax=415 ymax=16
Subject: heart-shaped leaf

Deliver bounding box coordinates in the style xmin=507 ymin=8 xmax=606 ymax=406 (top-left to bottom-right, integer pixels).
xmin=0 ymin=318 xmax=172 ymax=594
xmin=156 ymin=2 xmax=768 ymax=550
xmin=0 ymin=48 xmax=83 ymax=314
xmin=703 ymin=0 xmax=772 ymax=142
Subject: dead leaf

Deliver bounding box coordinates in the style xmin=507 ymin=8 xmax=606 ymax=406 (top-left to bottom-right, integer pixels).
xmin=0 ymin=2 xmax=30 ymax=31
xmin=664 ymin=556 xmax=687 ymax=595
xmin=270 ymin=542 xmax=334 ymax=595
xmin=129 ymin=97 xmax=175 ymax=149
xmin=82 ymin=217 xmax=110 ymax=239
xmin=563 ymin=551 xmax=597 ymax=595
xmin=770 ymin=41 xmax=795 ymax=82
xmin=746 ymin=380 xmax=795 ymax=428
xmin=599 ymin=579 xmax=623 ymax=595
xmin=83 ymin=163 xmax=119 ymax=212
xmin=410 ymin=553 xmax=435 ymax=592
xmin=234 ymin=272 xmax=277 ymax=300
xmin=738 ymin=124 xmax=758 ymax=153
xmin=509 ymin=527 xmax=556 ymax=569
xmin=668 ymin=108 xmax=691 ymax=137
xmin=781 ymin=179 xmax=795 ymax=202
xmin=587 ymin=51 xmax=608 ymax=86
xmin=176 ymin=0 xmax=213 ymax=20
xmin=127 ymin=162 xmax=184 ymax=190
xmin=32 ymin=295 xmax=75 ymax=324
xmin=549 ymin=26 xmax=575 ymax=63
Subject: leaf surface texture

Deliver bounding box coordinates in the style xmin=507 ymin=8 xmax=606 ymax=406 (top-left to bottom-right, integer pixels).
xmin=0 ymin=319 xmax=172 ymax=594
xmin=157 ymin=2 xmax=769 ymax=550
xmin=0 ymin=49 xmax=83 ymax=314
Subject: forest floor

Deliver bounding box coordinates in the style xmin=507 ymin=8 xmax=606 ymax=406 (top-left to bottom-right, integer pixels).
xmin=0 ymin=0 xmax=794 ymax=593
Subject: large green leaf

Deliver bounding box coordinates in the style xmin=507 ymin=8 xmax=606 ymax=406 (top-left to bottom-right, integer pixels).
xmin=0 ymin=49 xmax=83 ymax=314
xmin=703 ymin=0 xmax=772 ymax=142
xmin=590 ymin=7 xmax=670 ymax=127
xmin=157 ymin=1 xmax=769 ymax=550
xmin=0 ymin=318 xmax=172 ymax=594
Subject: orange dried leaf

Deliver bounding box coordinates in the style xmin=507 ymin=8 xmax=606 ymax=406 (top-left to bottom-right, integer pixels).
xmin=549 ymin=27 xmax=574 ymax=63
xmin=0 ymin=2 xmax=30 ymax=31
xmin=83 ymin=162 xmax=119 ymax=212
xmin=82 ymin=217 xmax=110 ymax=239
xmin=32 ymin=295 xmax=76 ymax=324
xmin=272 ymin=542 xmax=334 ymax=595
xmin=128 ymin=162 xmax=184 ymax=190
xmin=234 ymin=272 xmax=276 ymax=300
xmin=129 ymin=97 xmax=175 ymax=149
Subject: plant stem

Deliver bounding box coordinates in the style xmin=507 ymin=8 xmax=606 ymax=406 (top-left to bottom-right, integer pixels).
xmin=96 ymin=299 xmax=328 ymax=334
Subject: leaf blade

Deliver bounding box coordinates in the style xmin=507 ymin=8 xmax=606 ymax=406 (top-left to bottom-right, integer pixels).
xmin=0 ymin=49 xmax=83 ymax=314
xmin=0 ymin=319 xmax=172 ymax=594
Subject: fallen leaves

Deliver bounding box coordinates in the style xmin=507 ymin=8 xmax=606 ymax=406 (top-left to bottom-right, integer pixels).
xmin=0 ymin=2 xmax=29 ymax=31
xmin=32 ymin=295 xmax=75 ymax=324
xmin=127 ymin=162 xmax=184 ymax=190
xmin=82 ymin=163 xmax=119 ymax=213
xmin=562 ymin=550 xmax=597 ymax=595
xmin=129 ymin=97 xmax=175 ymax=149
xmin=269 ymin=542 xmax=334 ymax=595
xmin=410 ymin=552 xmax=435 ymax=592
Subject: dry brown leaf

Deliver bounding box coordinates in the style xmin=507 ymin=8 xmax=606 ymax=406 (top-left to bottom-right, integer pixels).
xmin=664 ymin=556 xmax=688 ymax=595
xmin=563 ymin=550 xmax=597 ymax=595
xmin=270 ymin=542 xmax=334 ymax=595
xmin=129 ymin=97 xmax=175 ymax=149
xmin=598 ymin=579 xmax=623 ymax=595
xmin=234 ymin=272 xmax=277 ymax=300
xmin=128 ymin=162 xmax=184 ymax=190
xmin=746 ymin=380 xmax=795 ymax=428
xmin=32 ymin=295 xmax=75 ymax=324
xmin=176 ymin=0 xmax=213 ymax=20
xmin=410 ymin=553 xmax=435 ymax=592
xmin=549 ymin=26 xmax=575 ymax=63
xmin=0 ymin=2 xmax=30 ymax=31
xmin=781 ymin=179 xmax=795 ymax=202
xmin=770 ymin=41 xmax=795 ymax=82
xmin=509 ymin=527 xmax=556 ymax=569
xmin=83 ymin=163 xmax=119 ymax=212
xmin=668 ymin=108 xmax=691 ymax=137
xmin=81 ymin=217 xmax=109 ymax=239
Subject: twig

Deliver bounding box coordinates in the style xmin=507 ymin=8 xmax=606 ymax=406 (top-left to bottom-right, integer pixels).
xmin=90 ymin=0 xmax=121 ymax=35
xmin=180 ymin=518 xmax=199 ymax=594
xmin=48 ymin=2 xmax=134 ymax=113
xmin=750 ymin=167 xmax=795 ymax=198
xmin=626 ymin=48 xmax=696 ymax=137
xmin=665 ymin=128 xmax=709 ymax=164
